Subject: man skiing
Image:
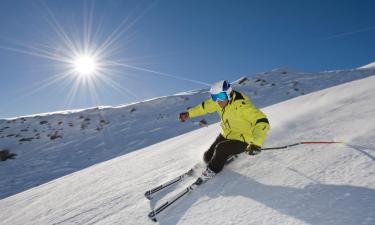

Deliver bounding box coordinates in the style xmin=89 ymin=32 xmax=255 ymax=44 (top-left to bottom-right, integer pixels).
xmin=179 ymin=80 xmax=270 ymax=182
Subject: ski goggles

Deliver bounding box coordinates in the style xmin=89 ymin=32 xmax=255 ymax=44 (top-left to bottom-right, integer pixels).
xmin=211 ymin=92 xmax=228 ymax=102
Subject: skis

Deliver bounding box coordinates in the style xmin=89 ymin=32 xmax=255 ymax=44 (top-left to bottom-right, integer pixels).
xmin=148 ymin=177 xmax=203 ymax=222
xmin=144 ymin=163 xmax=202 ymax=200
xmin=145 ymin=155 xmax=238 ymax=222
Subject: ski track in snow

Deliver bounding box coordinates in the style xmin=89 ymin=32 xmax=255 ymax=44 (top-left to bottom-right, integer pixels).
xmin=0 ymin=67 xmax=374 ymax=225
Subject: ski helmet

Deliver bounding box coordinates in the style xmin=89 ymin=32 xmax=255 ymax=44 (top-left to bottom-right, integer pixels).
xmin=210 ymin=80 xmax=232 ymax=101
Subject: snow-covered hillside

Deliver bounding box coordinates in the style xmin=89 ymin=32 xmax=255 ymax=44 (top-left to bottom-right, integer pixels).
xmin=360 ymin=61 xmax=375 ymax=69
xmin=1 ymin=71 xmax=374 ymax=225
xmin=0 ymin=66 xmax=374 ymax=201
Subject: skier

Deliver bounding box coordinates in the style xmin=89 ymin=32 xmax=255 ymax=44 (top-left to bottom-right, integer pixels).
xmin=179 ymin=80 xmax=270 ymax=182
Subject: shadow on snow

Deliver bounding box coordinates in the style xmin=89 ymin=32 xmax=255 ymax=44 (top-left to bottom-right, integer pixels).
xmin=155 ymin=169 xmax=375 ymax=225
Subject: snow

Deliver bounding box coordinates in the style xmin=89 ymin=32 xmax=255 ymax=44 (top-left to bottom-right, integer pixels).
xmin=359 ymin=61 xmax=375 ymax=69
xmin=0 ymin=71 xmax=374 ymax=224
xmin=1 ymin=66 xmax=375 ymax=201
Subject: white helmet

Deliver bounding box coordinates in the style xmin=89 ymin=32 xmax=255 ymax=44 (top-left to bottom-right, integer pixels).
xmin=210 ymin=80 xmax=233 ymax=100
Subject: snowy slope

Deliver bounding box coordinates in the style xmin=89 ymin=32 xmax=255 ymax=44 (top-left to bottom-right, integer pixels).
xmin=359 ymin=61 xmax=375 ymax=69
xmin=0 ymin=74 xmax=374 ymax=225
xmin=0 ymin=66 xmax=374 ymax=200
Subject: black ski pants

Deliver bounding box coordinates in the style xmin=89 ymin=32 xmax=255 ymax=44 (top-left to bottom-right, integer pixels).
xmin=204 ymin=134 xmax=248 ymax=173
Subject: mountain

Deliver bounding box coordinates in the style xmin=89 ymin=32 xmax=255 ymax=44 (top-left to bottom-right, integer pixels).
xmin=1 ymin=71 xmax=374 ymax=225
xmin=359 ymin=61 xmax=375 ymax=69
xmin=0 ymin=66 xmax=374 ymax=201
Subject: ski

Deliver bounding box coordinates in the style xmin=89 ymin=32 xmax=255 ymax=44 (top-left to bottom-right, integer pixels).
xmin=145 ymin=155 xmax=238 ymax=200
xmin=148 ymin=177 xmax=204 ymax=222
xmin=147 ymin=154 xmax=239 ymax=222
xmin=144 ymin=166 xmax=198 ymax=200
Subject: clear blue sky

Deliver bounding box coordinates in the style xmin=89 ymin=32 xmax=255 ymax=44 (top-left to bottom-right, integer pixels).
xmin=0 ymin=0 xmax=374 ymax=118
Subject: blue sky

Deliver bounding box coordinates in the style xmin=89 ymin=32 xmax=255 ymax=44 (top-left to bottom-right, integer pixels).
xmin=0 ymin=0 xmax=374 ymax=118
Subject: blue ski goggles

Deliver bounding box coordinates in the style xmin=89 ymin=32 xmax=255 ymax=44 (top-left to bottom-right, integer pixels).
xmin=211 ymin=92 xmax=228 ymax=102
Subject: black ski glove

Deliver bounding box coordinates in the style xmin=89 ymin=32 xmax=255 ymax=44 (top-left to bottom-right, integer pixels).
xmin=245 ymin=144 xmax=261 ymax=155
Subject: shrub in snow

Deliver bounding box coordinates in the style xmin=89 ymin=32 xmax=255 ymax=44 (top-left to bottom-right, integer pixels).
xmin=0 ymin=149 xmax=17 ymax=161
xmin=40 ymin=121 xmax=48 ymax=125
xmin=50 ymin=131 xmax=62 ymax=140
xmin=19 ymin=138 xmax=33 ymax=142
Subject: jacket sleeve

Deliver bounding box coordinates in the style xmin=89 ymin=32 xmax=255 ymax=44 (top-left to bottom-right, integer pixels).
xmin=187 ymin=98 xmax=217 ymax=118
xmin=240 ymin=100 xmax=270 ymax=147
xmin=252 ymin=121 xmax=270 ymax=147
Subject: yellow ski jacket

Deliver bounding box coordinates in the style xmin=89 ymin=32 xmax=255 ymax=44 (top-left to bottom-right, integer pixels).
xmin=187 ymin=91 xmax=270 ymax=147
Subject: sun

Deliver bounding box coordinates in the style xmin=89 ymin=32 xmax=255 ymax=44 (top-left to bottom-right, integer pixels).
xmin=73 ymin=55 xmax=98 ymax=76
xmin=3 ymin=1 xmax=210 ymax=108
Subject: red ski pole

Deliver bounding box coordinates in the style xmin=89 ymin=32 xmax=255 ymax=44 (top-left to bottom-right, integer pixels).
xmin=262 ymin=141 xmax=343 ymax=151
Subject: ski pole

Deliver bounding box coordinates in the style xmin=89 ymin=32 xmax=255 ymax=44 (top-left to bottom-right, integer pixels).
xmin=261 ymin=141 xmax=343 ymax=151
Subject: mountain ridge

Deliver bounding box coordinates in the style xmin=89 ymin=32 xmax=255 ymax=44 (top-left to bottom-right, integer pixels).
xmin=1 ymin=71 xmax=374 ymax=225
xmin=0 ymin=66 xmax=374 ymax=200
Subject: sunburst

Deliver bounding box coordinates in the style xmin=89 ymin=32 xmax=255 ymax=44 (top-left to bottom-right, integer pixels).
xmin=0 ymin=1 xmax=209 ymax=110
xmin=72 ymin=55 xmax=98 ymax=77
